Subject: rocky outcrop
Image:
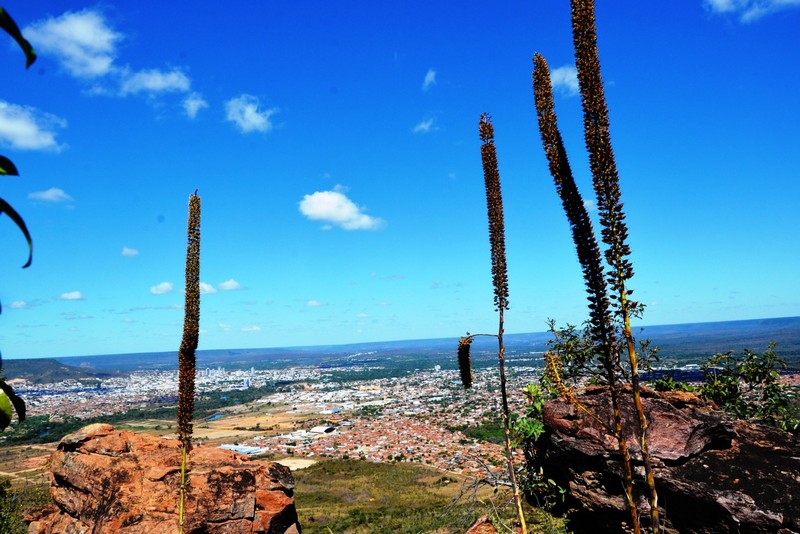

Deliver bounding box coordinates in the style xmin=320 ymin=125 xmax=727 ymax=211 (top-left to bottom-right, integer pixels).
xmin=26 ymin=424 xmax=301 ymax=533
xmin=534 ymin=387 xmax=800 ymax=533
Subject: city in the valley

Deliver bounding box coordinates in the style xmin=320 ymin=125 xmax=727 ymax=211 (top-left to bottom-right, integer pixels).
xmin=5 ymin=350 xmax=536 ymax=481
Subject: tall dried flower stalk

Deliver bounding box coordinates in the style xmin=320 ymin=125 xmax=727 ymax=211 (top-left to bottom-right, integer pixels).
xmin=478 ymin=114 xmax=527 ymax=534
xmin=178 ymin=192 xmax=201 ymax=446
xmin=570 ymin=1 xmax=659 ymax=530
xmin=533 ymin=53 xmax=639 ymax=532
xmin=177 ymin=191 xmax=201 ymax=533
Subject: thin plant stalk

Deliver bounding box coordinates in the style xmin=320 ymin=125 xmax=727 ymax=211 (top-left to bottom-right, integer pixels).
xmin=479 ymin=114 xmax=527 ymax=534
xmin=177 ymin=192 xmax=201 ymax=533
xmin=178 ymin=446 xmax=188 ymax=533
xmin=532 ymin=53 xmax=639 ymax=533
xmin=570 ymin=0 xmax=659 ymax=530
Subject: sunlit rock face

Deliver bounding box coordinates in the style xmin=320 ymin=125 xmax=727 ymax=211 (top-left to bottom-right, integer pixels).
xmin=26 ymin=423 xmax=301 ymax=534
xmin=534 ymin=387 xmax=800 ymax=534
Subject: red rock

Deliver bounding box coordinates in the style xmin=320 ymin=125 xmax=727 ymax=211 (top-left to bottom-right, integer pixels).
xmin=26 ymin=424 xmax=301 ymax=533
xmin=465 ymin=514 xmax=524 ymax=533
xmin=534 ymin=387 xmax=800 ymax=533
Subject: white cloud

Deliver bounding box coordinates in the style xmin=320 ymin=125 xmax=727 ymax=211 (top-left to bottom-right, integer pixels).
xmin=704 ymin=0 xmax=800 ymax=21
xmin=706 ymin=0 xmax=746 ymax=11
xmin=225 ymin=94 xmax=277 ymax=133
xmin=24 ymin=10 xmax=121 ymax=78
xmin=183 ymin=93 xmax=209 ymax=118
xmin=9 ymin=301 xmax=28 ymax=309
xmin=121 ymin=246 xmax=139 ymax=256
xmin=59 ymin=291 xmax=83 ymax=301
xmin=200 ymin=282 xmax=217 ymax=294
xmin=120 ymin=68 xmax=190 ymax=96
xmin=218 ymin=322 xmax=233 ymax=331
xmin=150 ymin=282 xmax=174 ymax=295
xmin=218 ymin=279 xmax=241 ymax=291
xmin=412 ymin=118 xmax=437 ymax=134
xmin=25 ymin=9 xmax=197 ymax=101
xmin=62 ymin=312 xmax=92 ymax=320
xmin=0 ymin=101 xmax=66 ymax=151
xmin=583 ymin=198 xmax=597 ymax=212
xmin=299 ymin=187 xmax=385 ymax=231
xmin=422 ymin=68 xmax=436 ymax=91
xmin=241 ymin=325 xmax=262 ymax=332
xmin=307 ymin=300 xmax=321 ymax=307
xmin=550 ymin=65 xmax=579 ymax=97
xmin=29 ymin=187 xmax=73 ymax=203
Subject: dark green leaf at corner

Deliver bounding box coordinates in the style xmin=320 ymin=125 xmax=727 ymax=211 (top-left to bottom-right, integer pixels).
xmin=0 ymin=197 xmax=33 ymax=268
xmin=0 ymin=390 xmax=12 ymax=430
xmin=0 ymin=7 xmax=37 ymax=68
xmin=0 ymin=155 xmax=20 ymax=176
xmin=0 ymin=380 xmax=25 ymax=425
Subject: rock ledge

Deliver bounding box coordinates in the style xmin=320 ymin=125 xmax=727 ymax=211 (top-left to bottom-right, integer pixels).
xmin=27 ymin=423 xmax=301 ymax=533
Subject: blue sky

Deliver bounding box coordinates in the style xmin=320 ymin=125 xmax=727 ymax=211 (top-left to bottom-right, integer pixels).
xmin=1 ymin=1 xmax=798 ymax=359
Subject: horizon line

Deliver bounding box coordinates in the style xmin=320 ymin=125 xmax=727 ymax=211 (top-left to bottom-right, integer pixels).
xmin=5 ymin=314 xmax=798 ymax=362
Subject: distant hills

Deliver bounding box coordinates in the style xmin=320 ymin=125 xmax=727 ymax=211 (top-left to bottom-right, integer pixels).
xmin=635 ymin=316 xmax=800 ymax=365
xmin=2 ymin=316 xmax=798 ymax=382
xmin=1 ymin=358 xmax=121 ymax=384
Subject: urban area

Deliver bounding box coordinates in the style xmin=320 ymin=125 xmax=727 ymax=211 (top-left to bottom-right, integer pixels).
xmin=8 ymin=356 xmax=540 ymax=479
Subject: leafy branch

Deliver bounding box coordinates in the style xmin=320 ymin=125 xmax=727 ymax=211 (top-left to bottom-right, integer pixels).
xmin=0 ymin=5 xmax=38 ymax=431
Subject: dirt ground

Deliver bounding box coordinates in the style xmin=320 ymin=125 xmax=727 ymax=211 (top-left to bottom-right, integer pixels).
xmin=0 ymin=444 xmax=54 ymax=486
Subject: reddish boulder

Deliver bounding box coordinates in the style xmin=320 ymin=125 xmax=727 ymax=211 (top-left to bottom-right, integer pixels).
xmin=534 ymin=387 xmax=800 ymax=533
xmin=465 ymin=515 xmax=524 ymax=533
xmin=26 ymin=424 xmax=301 ymax=533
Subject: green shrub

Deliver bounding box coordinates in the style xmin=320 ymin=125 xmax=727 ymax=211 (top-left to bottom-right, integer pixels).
xmin=701 ymin=343 xmax=799 ymax=433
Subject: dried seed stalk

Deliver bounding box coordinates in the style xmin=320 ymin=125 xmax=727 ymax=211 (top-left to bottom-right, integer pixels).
xmin=533 ymin=53 xmax=639 ymax=533
xmin=177 ymin=192 xmax=201 ymax=447
xmin=478 ymin=114 xmax=527 ymax=534
xmin=570 ymin=1 xmax=659 ymax=530
xmin=177 ymin=192 xmax=200 ymax=534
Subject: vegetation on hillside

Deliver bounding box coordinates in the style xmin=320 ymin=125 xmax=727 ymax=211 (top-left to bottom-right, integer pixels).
xmin=0 ymin=478 xmax=49 ymax=534
xmin=652 ymin=343 xmax=800 ymax=434
xmin=294 ymin=459 xmax=569 ymax=534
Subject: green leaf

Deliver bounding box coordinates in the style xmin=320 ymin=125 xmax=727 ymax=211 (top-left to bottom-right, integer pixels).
xmin=0 ymin=8 xmax=37 ymax=68
xmin=0 ymin=380 xmax=25 ymax=424
xmin=0 ymin=197 xmax=33 ymax=268
xmin=0 ymin=155 xmax=20 ymax=176
xmin=0 ymin=390 xmax=12 ymax=430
